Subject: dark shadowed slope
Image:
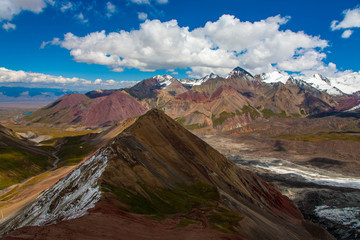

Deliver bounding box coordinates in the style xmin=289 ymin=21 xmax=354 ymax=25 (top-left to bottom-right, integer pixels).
xmin=0 ymin=124 xmax=53 ymax=190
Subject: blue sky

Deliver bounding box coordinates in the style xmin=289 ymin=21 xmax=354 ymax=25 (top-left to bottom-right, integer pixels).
xmin=0 ymin=0 xmax=359 ymax=91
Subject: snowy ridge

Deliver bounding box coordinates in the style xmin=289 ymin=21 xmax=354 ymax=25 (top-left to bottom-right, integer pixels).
xmin=179 ymin=73 xmax=218 ymax=86
xmin=226 ymin=67 xmax=254 ymax=79
xmin=260 ymin=70 xmax=360 ymax=95
xmin=0 ymin=149 xmax=109 ymax=236
xmin=154 ymin=74 xmax=175 ymax=86
xmin=260 ymin=71 xmax=290 ymax=84
xmin=326 ymin=72 xmax=360 ymax=95
xmin=301 ymin=74 xmax=343 ymax=95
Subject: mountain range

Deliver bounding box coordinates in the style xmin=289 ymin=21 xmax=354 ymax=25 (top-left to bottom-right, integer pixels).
xmin=22 ymin=67 xmax=360 ymax=132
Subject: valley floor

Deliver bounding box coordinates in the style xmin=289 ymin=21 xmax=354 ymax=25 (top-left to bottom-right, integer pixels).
xmin=201 ymin=134 xmax=360 ymax=240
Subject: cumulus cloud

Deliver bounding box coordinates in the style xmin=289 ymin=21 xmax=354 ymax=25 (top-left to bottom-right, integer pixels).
xmin=0 ymin=0 xmax=48 ymax=21
xmin=331 ymin=6 xmax=360 ymax=30
xmin=2 ymin=22 xmax=16 ymax=31
xmin=50 ymin=14 xmax=330 ymax=77
xmin=0 ymin=67 xmax=137 ymax=91
xmin=331 ymin=6 xmax=360 ymax=38
xmin=137 ymin=12 xmax=148 ymax=21
xmin=341 ymin=29 xmax=353 ymax=38
xmin=106 ymin=2 xmax=116 ymax=18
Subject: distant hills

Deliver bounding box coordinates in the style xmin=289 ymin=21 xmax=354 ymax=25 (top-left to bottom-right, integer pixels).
xmin=0 ymin=86 xmax=73 ymax=103
xmin=23 ymin=67 xmax=360 ymax=131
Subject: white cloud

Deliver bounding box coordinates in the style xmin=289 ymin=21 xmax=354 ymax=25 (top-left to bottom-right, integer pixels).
xmin=40 ymin=37 xmax=60 ymax=49
xmin=0 ymin=67 xmax=137 ymax=91
xmin=0 ymin=0 xmax=47 ymax=21
xmin=94 ymin=79 xmax=102 ymax=84
xmin=130 ymin=0 xmax=150 ymax=4
xmin=46 ymin=0 xmax=55 ymax=6
xmin=130 ymin=0 xmax=167 ymax=5
xmin=341 ymin=29 xmax=353 ymax=38
xmin=106 ymin=2 xmax=116 ymax=18
xmin=2 ymin=22 xmax=16 ymax=31
xmin=156 ymin=0 xmax=168 ymax=4
xmin=137 ymin=12 xmax=148 ymax=21
xmin=60 ymin=2 xmax=73 ymax=12
xmin=331 ymin=6 xmax=360 ymax=38
xmin=0 ymin=67 xmax=92 ymax=85
xmin=331 ymin=6 xmax=360 ymax=30
xmin=106 ymin=79 xmax=115 ymax=85
xmin=75 ymin=12 xmax=88 ymax=23
xmin=52 ymin=14 xmax=330 ymax=77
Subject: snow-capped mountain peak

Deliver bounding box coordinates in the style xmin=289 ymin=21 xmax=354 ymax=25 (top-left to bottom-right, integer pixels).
xmin=226 ymin=67 xmax=254 ymax=79
xmin=260 ymin=71 xmax=290 ymax=84
xmin=198 ymin=72 xmax=218 ymax=83
xmin=153 ymin=74 xmax=175 ymax=86
xmin=179 ymin=73 xmax=219 ymax=86
xmin=260 ymin=71 xmax=348 ymax=95
xmin=302 ymin=74 xmax=343 ymax=95
xmin=313 ymin=73 xmax=331 ymax=84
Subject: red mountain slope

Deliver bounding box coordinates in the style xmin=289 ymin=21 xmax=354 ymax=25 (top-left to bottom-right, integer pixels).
xmin=25 ymin=91 xmax=147 ymax=127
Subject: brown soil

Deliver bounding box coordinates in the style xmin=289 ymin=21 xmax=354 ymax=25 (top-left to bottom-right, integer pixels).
xmin=0 ymin=166 xmax=76 ymax=221
xmin=2 ymin=199 xmax=245 ymax=240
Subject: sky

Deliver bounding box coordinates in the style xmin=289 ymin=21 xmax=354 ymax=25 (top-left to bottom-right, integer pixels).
xmin=0 ymin=0 xmax=359 ymax=91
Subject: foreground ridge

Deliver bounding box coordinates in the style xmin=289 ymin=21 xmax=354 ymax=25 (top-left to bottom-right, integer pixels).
xmin=1 ymin=109 xmax=334 ymax=240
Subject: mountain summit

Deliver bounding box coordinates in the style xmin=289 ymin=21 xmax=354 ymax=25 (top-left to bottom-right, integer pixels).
xmin=226 ymin=66 xmax=255 ymax=79
xmin=1 ymin=109 xmax=333 ymax=239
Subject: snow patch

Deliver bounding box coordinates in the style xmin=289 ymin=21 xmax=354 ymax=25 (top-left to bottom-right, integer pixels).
xmin=327 ymin=72 xmax=360 ymax=95
xmin=346 ymin=103 xmax=360 ymax=112
xmin=261 ymin=71 xmax=290 ymax=84
xmin=180 ymin=73 xmax=218 ymax=86
xmin=258 ymin=164 xmax=360 ymax=189
xmin=315 ymin=205 xmax=360 ymax=233
xmin=301 ymin=74 xmax=343 ymax=95
xmin=154 ymin=74 xmax=175 ymax=86
xmin=260 ymin=70 xmax=360 ymax=95
xmin=226 ymin=67 xmax=254 ymax=79
xmin=0 ymin=149 xmax=109 ymax=236
xmin=233 ymin=156 xmax=360 ymax=190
